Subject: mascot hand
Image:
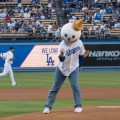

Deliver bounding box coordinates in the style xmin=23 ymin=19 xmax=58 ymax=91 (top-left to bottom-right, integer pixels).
xmin=84 ymin=50 xmax=89 ymax=57
xmin=60 ymin=48 xmax=65 ymax=57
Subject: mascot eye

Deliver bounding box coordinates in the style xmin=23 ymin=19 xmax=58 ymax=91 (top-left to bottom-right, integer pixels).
xmin=64 ymin=34 xmax=68 ymax=37
xmin=72 ymin=35 xmax=75 ymax=38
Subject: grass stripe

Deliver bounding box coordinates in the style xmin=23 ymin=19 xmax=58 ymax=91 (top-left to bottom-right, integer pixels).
xmin=0 ymin=72 xmax=120 ymax=88
xmin=0 ymin=98 xmax=120 ymax=117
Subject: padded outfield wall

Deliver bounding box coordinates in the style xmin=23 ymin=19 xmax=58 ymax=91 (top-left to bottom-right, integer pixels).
xmin=0 ymin=39 xmax=120 ymax=71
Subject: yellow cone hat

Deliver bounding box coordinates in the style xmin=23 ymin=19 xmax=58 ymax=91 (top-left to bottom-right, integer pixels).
xmin=73 ymin=17 xmax=84 ymax=31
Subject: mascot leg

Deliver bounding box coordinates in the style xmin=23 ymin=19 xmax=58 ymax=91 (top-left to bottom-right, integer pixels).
xmin=45 ymin=67 xmax=66 ymax=109
xmin=68 ymin=67 xmax=82 ymax=108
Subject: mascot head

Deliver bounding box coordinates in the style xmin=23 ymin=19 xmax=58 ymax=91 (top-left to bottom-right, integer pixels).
xmin=61 ymin=18 xmax=84 ymax=43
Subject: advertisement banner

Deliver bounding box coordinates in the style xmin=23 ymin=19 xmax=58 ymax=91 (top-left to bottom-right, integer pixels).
xmin=21 ymin=45 xmax=59 ymax=67
xmin=0 ymin=45 xmax=34 ymax=67
xmin=83 ymin=44 xmax=120 ymax=66
xmin=0 ymin=44 xmax=120 ymax=68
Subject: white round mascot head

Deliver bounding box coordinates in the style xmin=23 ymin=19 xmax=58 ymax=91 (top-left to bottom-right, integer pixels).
xmin=61 ymin=18 xmax=84 ymax=43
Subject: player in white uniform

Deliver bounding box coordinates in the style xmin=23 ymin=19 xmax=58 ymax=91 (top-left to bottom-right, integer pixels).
xmin=43 ymin=18 xmax=89 ymax=114
xmin=0 ymin=47 xmax=17 ymax=86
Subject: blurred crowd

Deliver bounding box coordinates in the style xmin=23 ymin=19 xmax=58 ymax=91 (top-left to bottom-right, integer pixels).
xmin=63 ymin=0 xmax=120 ymax=39
xmin=1 ymin=0 xmax=13 ymax=2
xmin=82 ymin=23 xmax=112 ymax=39
xmin=0 ymin=0 xmax=39 ymax=3
xmin=0 ymin=0 xmax=61 ymax=39
xmin=0 ymin=0 xmax=120 ymax=39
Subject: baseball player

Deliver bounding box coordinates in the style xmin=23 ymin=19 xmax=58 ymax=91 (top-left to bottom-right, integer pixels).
xmin=0 ymin=47 xmax=17 ymax=86
xmin=43 ymin=17 xmax=89 ymax=114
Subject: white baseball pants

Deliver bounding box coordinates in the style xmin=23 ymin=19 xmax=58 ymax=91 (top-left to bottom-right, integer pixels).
xmin=0 ymin=63 xmax=16 ymax=85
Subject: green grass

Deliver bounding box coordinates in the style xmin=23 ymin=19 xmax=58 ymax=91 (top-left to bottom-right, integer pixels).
xmin=0 ymin=72 xmax=120 ymax=88
xmin=0 ymin=98 xmax=120 ymax=117
xmin=0 ymin=72 xmax=120 ymax=117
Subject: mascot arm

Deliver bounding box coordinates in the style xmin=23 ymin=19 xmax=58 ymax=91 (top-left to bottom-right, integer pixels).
xmin=79 ymin=50 xmax=89 ymax=67
xmin=58 ymin=48 xmax=66 ymax=62
xmin=84 ymin=50 xmax=89 ymax=57
xmin=79 ymin=50 xmax=89 ymax=71
xmin=79 ymin=55 xmax=84 ymax=67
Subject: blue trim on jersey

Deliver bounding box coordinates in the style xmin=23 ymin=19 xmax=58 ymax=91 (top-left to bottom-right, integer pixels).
xmin=58 ymin=55 xmax=65 ymax=62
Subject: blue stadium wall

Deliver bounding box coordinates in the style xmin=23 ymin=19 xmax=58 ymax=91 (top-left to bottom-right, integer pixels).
xmin=0 ymin=39 xmax=120 ymax=71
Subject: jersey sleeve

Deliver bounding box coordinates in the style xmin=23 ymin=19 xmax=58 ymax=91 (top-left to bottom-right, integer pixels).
xmin=0 ymin=53 xmax=7 ymax=59
xmin=79 ymin=41 xmax=85 ymax=55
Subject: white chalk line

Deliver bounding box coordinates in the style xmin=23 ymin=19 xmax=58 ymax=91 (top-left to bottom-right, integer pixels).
xmin=97 ymin=106 xmax=120 ymax=108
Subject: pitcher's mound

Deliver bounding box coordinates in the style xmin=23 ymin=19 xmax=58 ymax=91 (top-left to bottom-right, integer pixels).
xmin=0 ymin=106 xmax=120 ymax=120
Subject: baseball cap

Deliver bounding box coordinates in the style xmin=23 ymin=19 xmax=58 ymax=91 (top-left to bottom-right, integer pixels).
xmin=9 ymin=47 xmax=14 ymax=50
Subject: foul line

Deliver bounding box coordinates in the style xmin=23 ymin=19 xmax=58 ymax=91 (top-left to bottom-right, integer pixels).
xmin=97 ymin=106 xmax=120 ymax=108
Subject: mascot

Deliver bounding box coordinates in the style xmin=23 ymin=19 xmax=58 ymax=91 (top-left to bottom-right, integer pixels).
xmin=43 ymin=17 xmax=89 ymax=114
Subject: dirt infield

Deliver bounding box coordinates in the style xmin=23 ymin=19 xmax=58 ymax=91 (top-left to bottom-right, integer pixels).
xmin=0 ymin=88 xmax=120 ymax=100
xmin=0 ymin=88 xmax=120 ymax=120
xmin=0 ymin=106 xmax=120 ymax=120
